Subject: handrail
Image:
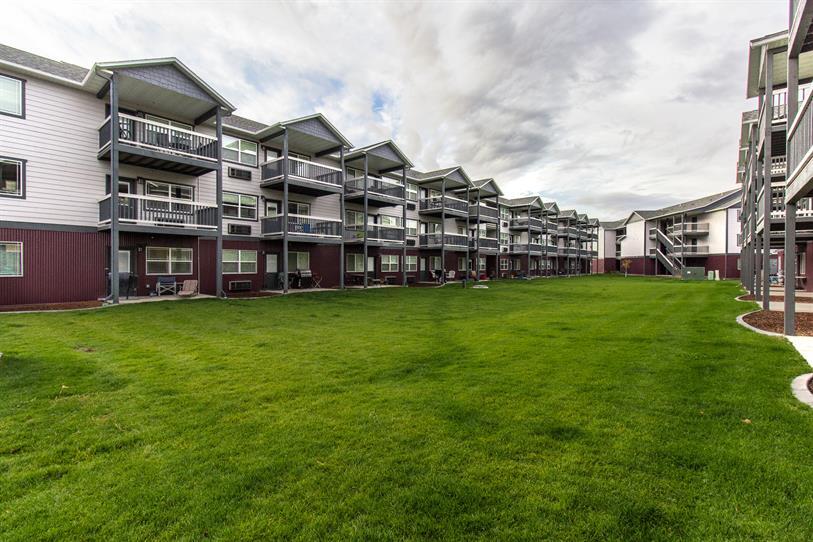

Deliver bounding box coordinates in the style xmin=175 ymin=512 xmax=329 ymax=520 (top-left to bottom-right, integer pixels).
xmin=260 ymin=156 xmax=343 ymax=173
xmin=286 ymin=212 xmax=341 ymax=222
xmin=117 ymin=112 xmax=211 ymax=139
xmin=423 ymin=194 xmax=468 ymax=204
xmin=789 ymin=90 xmax=813 ymax=140
xmin=347 ymin=175 xmax=404 ymax=187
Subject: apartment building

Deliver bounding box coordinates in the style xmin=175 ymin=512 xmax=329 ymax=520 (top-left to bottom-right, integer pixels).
xmin=597 ymin=190 xmax=742 ymax=278
xmin=0 ymin=44 xmax=597 ymax=307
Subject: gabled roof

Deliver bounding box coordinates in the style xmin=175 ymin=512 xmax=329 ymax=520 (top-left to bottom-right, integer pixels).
xmin=542 ymin=201 xmax=559 ymax=215
xmin=558 ymin=209 xmax=579 ymax=219
xmin=505 ymin=196 xmax=542 ymax=209
xmin=470 ymin=178 xmax=503 ymax=196
xmin=345 ymin=140 xmax=414 ymax=168
xmin=407 ymin=166 xmax=472 ymax=190
xmin=254 ymin=113 xmax=353 ymax=149
xmin=648 ymin=188 xmax=741 ymax=220
xmin=223 ymin=114 xmax=268 ymax=133
xmin=600 ymin=219 xmax=626 ymax=229
xmin=0 ymin=43 xmax=87 ymax=83
xmin=588 ymin=218 xmax=600 ymax=226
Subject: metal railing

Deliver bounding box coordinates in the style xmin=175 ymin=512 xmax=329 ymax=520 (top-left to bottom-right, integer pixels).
xmin=419 ymin=233 xmax=468 ymax=247
xmin=419 ymin=195 xmax=469 ymax=214
xmin=677 ymin=223 xmax=710 ymax=233
xmin=99 ymin=113 xmax=218 ymax=162
xmin=98 ymin=194 xmax=218 ymax=229
xmin=771 ymin=155 xmax=787 ymax=176
xmin=345 ymin=176 xmax=405 ymax=200
xmin=510 ymin=216 xmax=543 ymax=230
xmin=509 ymin=243 xmax=542 ymax=254
xmin=674 ymin=245 xmax=709 ymax=255
xmin=468 ymin=203 xmax=500 ymax=220
xmin=344 ymin=223 xmax=404 ymax=242
xmin=788 ymin=91 xmax=813 ymax=181
xmin=261 ymin=214 xmax=342 ymax=238
xmin=261 ymin=157 xmax=343 ymax=187
xmin=469 ymin=237 xmax=499 ymax=250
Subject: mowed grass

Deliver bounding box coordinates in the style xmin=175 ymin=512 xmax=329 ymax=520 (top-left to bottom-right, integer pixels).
xmin=1 ymin=276 xmax=813 ymax=541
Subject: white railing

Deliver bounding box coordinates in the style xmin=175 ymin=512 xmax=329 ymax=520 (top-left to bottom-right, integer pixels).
xmin=98 ymin=194 xmax=218 ymax=229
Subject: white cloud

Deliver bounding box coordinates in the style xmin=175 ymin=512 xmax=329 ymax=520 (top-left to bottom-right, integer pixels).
xmin=3 ymin=0 xmax=787 ymax=219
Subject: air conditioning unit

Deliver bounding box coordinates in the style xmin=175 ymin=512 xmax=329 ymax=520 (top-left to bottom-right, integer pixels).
xmin=500 ymin=247 xmax=509 ymax=253
xmin=406 ymin=239 xmax=417 ymax=247
xmin=228 ymin=223 xmax=252 ymax=236
xmin=228 ymin=280 xmax=252 ymax=292
xmin=407 ymin=203 xmax=416 ymax=211
xmin=228 ymin=168 xmax=252 ymax=181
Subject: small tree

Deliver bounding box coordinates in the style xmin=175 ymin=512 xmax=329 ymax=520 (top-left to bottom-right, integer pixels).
xmin=621 ymin=258 xmax=632 ymax=277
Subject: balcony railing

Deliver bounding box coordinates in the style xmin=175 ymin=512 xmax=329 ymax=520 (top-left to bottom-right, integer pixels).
xmin=99 ymin=113 xmax=218 ymax=162
xmin=261 ymin=214 xmax=342 ymax=238
xmin=772 ymin=155 xmax=787 ymax=176
xmin=469 ymin=237 xmax=499 ymax=250
xmin=468 ymin=203 xmax=500 ymax=220
xmin=510 ymin=243 xmax=542 ymax=254
xmin=510 ymin=217 xmax=543 ymax=230
xmin=419 ymin=233 xmax=468 ymax=247
xmin=344 ymin=223 xmax=404 ymax=243
xmin=769 ymin=187 xmax=813 ymax=220
xmin=261 ymin=157 xmax=343 ymax=187
xmin=419 ymin=195 xmax=469 ymax=214
xmin=677 ymin=223 xmax=710 ymax=233
xmin=788 ymin=91 xmax=813 ymax=183
xmin=345 ymin=176 xmax=405 ymax=200
xmin=674 ymin=245 xmax=709 ymax=255
xmin=98 ymin=194 xmax=218 ymax=229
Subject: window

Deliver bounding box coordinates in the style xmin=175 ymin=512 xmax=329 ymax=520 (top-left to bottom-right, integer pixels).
xmin=500 ymin=206 xmax=509 ymax=220
xmin=430 ymin=256 xmax=442 ymax=270
xmin=289 ymin=201 xmax=310 ymax=216
xmin=0 ymin=74 xmax=23 ymax=117
xmin=265 ymin=147 xmax=280 ymax=162
xmin=458 ymin=257 xmax=466 ymax=271
xmin=500 ymin=258 xmax=509 ymax=271
xmin=223 ymin=135 xmax=258 ymax=167
xmin=289 ymin=151 xmax=310 ymax=161
xmin=406 ymin=255 xmax=417 ymax=271
xmin=289 ymin=251 xmax=310 ymax=271
xmin=266 ymin=200 xmax=280 ymax=217
xmin=145 ymin=180 xmax=193 ymax=201
xmin=223 ymin=192 xmax=258 ymax=220
xmin=456 ymin=225 xmax=465 ymax=235
xmin=500 ymin=233 xmax=509 ymax=245
xmin=379 ymin=215 xmax=401 ymax=227
xmin=145 ymin=114 xmax=192 ymax=131
xmin=0 ymin=242 xmax=22 ymax=276
xmin=0 ymin=157 xmax=24 ymax=198
xmin=146 ymin=247 xmax=192 ymax=275
xmin=223 ymin=249 xmax=257 ymax=274
xmin=381 ymin=255 xmax=399 ymax=272
xmin=405 ymin=219 xmax=418 ymax=237
xmin=407 ymin=183 xmax=418 ymax=201
xmin=478 ymin=257 xmax=486 ymax=271
xmin=423 ymin=222 xmax=441 ymax=234
xmin=346 ymin=210 xmax=365 ymax=226
xmin=347 ymin=253 xmax=364 ymax=272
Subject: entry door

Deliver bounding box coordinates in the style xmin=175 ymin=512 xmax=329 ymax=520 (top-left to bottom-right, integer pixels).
xmin=367 ymin=256 xmax=375 ymax=277
xmin=264 ymin=254 xmax=279 ymax=289
xmin=118 ymin=250 xmax=131 ymax=273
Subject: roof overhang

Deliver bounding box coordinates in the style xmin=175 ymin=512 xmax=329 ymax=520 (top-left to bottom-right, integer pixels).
xmin=345 ymin=140 xmax=414 ymax=172
xmin=255 ymin=113 xmax=352 ymax=154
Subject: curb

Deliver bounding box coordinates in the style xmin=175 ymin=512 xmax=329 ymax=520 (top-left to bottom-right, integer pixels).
xmin=791 ymin=374 xmax=813 ymax=408
xmin=735 ymin=310 xmax=785 ymax=337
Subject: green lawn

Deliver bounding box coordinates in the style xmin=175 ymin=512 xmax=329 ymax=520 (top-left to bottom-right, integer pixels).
xmin=1 ymin=276 xmax=813 ymax=541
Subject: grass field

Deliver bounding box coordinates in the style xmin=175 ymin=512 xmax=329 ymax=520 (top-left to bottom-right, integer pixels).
xmin=1 ymin=276 xmax=813 ymax=541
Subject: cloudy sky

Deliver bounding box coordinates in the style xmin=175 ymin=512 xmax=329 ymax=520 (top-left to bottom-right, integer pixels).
xmin=4 ymin=1 xmax=787 ymax=219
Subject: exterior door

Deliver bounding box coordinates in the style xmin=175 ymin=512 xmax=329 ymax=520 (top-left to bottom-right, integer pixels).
xmin=368 ymin=256 xmax=375 ymax=278
xmin=264 ymin=253 xmax=279 ymax=289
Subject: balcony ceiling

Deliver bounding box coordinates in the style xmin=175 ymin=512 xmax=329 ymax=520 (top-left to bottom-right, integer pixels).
xmin=747 ymin=31 xmax=813 ymax=97
xmin=345 ymin=140 xmax=413 ymax=173
xmin=115 ymin=74 xmax=220 ymax=122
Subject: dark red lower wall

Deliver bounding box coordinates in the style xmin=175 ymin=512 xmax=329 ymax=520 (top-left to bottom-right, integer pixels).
xmin=0 ymin=228 xmax=108 ymax=306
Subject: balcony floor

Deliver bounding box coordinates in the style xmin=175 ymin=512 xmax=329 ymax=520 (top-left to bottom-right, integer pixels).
xmin=344 ymin=192 xmax=404 ymax=208
xmin=98 ymin=143 xmax=218 ymax=177
xmin=261 ymin=177 xmax=343 ymax=197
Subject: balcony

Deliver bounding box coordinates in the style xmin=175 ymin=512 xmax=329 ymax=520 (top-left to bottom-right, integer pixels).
xmin=261 ymin=157 xmax=343 ymax=196
xmin=509 ymin=217 xmax=543 ymax=231
xmin=558 ymin=226 xmax=579 ymax=237
xmin=344 ymin=224 xmax=404 ymax=245
xmin=261 ymin=214 xmax=342 ymax=243
xmin=98 ymin=194 xmax=217 ymax=234
xmin=772 ymin=155 xmax=787 ymax=177
xmin=344 ymin=176 xmax=405 ymax=207
xmin=509 ymin=243 xmax=542 ymax=254
xmin=788 ymin=92 xmax=813 ymax=201
xmin=674 ymin=245 xmax=709 ymax=255
xmin=676 ymin=223 xmax=709 ymax=235
xmin=98 ymin=114 xmax=219 ymax=176
xmin=469 ymin=236 xmax=499 ymax=252
xmin=419 ymin=195 xmax=469 ymax=217
xmin=419 ymin=233 xmax=469 ymax=250
xmin=468 ymin=203 xmax=500 ymax=223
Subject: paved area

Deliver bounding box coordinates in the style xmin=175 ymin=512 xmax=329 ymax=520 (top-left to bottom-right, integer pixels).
xmin=768 ymin=301 xmax=813 ymax=312
xmin=118 ymin=294 xmax=216 ymax=304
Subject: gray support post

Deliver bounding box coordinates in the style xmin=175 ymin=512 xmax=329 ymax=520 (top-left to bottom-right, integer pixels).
xmin=282 ymin=128 xmax=289 ymax=294
xmin=363 ymin=153 xmax=369 ymax=289
xmin=215 ymin=107 xmax=224 ymax=298
xmin=755 ymin=232 xmax=762 ymax=299
xmin=340 ymin=147 xmax=346 ymax=289
xmin=786 ymin=202 xmax=797 ymax=335
xmin=402 ymin=167 xmax=407 ymax=287
xmin=762 ymin=51 xmax=773 ymax=310
xmin=441 ymin=179 xmax=446 ymax=280
xmin=527 ymin=204 xmax=532 ymax=277
xmin=465 ymin=186 xmax=470 ymax=285
xmin=476 ymin=191 xmax=481 ymax=280
xmin=109 ymin=72 xmax=120 ymax=304
xmin=495 ymin=194 xmax=500 ymax=279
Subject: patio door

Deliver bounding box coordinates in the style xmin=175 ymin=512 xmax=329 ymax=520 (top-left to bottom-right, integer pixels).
xmin=368 ymin=256 xmax=375 ymax=278
xmin=264 ymin=253 xmax=279 ymax=289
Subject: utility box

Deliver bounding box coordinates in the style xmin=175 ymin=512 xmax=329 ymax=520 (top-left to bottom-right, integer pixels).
xmin=681 ymin=267 xmax=706 ymax=280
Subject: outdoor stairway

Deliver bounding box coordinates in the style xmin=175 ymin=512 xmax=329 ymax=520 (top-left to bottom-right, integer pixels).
xmin=652 ymin=246 xmax=682 ymax=276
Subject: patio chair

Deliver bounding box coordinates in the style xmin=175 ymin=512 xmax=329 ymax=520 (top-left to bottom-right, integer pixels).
xmin=446 ymin=270 xmax=456 ymax=281
xmin=177 ymin=280 xmax=199 ymax=298
xmin=156 ymin=276 xmax=177 ymax=296
xmin=311 ymin=273 xmax=322 ymax=289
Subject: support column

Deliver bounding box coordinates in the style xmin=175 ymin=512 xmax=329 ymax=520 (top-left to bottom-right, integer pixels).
xmin=786 ymin=202 xmax=797 ymax=335
xmin=109 ymin=72 xmax=120 ymax=304
xmin=527 ymin=204 xmax=531 ymax=277
xmin=282 ymin=128 xmax=289 ymax=294
xmin=762 ymin=50 xmax=773 ymax=310
xmin=215 ymin=107 xmax=224 ymax=298
xmin=402 ymin=167 xmax=408 ymax=287
xmin=465 ymin=186 xmax=470 ymax=285
xmin=441 ymin=179 xmax=446 ymax=281
xmin=363 ymin=153 xmax=369 ymax=289
xmin=755 ymin=232 xmax=762 ymax=299
xmin=476 ymin=191 xmax=481 ymax=281
xmin=340 ymin=147 xmax=346 ymax=289
xmin=495 ymin=194 xmax=500 ymax=279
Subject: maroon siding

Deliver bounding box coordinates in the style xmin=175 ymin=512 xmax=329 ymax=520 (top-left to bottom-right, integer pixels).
xmin=704 ymin=254 xmax=741 ymax=279
xmin=0 ymin=227 xmax=108 ymax=306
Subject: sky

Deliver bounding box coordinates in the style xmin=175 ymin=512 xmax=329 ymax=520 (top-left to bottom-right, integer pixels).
xmin=3 ymin=0 xmax=789 ymax=220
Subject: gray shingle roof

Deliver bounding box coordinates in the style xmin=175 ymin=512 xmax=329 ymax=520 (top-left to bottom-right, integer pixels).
xmin=0 ymin=43 xmax=88 ymax=82
xmin=222 ymin=114 xmax=269 ymax=134
xmin=600 ymin=219 xmax=626 ymax=229
xmin=505 ymin=196 xmax=540 ymax=207
xmin=649 ymin=188 xmax=740 ymax=218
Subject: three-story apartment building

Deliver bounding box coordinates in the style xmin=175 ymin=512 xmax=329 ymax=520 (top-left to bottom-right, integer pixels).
xmin=0 ymin=44 xmax=597 ymax=307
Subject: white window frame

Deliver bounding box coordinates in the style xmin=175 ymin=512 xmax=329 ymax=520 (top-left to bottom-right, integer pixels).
xmin=500 ymin=206 xmax=509 ymax=220
xmin=145 ymin=180 xmax=194 ymax=201
xmin=458 ymin=257 xmax=466 ymax=271
xmin=406 ymin=255 xmax=418 ymax=272
xmin=145 ymin=247 xmax=193 ymax=276
xmin=478 ymin=257 xmax=486 ymax=271
xmin=381 ymin=254 xmax=399 ymax=272
xmin=0 ymin=74 xmax=24 ymax=118
xmin=223 ymin=249 xmax=258 ymax=274
xmin=406 ymin=183 xmax=418 ymax=201
xmin=0 ymin=157 xmax=24 ymax=198
xmin=379 ymin=215 xmax=401 ymax=227
xmin=347 ymin=253 xmax=364 ymax=272
xmin=500 ymin=258 xmax=509 ymax=271
xmin=145 ymin=114 xmax=193 ymax=131
xmin=430 ymin=256 xmax=442 ymax=270
xmin=500 ymin=232 xmax=509 ymax=245
xmin=405 ymin=219 xmax=418 ymax=237
xmin=223 ymin=135 xmax=258 ymax=167
xmin=0 ymin=241 xmax=23 ymax=277
xmin=223 ymin=192 xmax=258 ymax=221
xmin=289 ymin=201 xmax=310 ymax=216
xmin=289 ymin=251 xmax=310 ymax=271
xmin=346 ymin=210 xmax=365 ymax=226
